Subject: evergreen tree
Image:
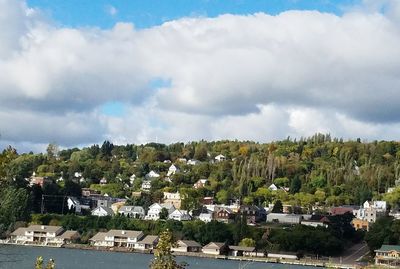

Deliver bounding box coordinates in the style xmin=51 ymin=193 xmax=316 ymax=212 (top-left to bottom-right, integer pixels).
xmin=150 ymin=230 xmax=187 ymax=269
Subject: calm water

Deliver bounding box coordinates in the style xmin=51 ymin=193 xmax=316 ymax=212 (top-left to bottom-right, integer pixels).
xmin=0 ymin=245 xmax=320 ymax=269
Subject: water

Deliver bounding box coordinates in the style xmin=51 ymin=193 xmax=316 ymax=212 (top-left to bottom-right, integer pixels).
xmin=0 ymin=245 xmax=319 ymax=269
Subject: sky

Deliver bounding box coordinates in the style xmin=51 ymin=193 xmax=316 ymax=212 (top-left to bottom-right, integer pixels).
xmin=1 ymin=0 xmax=400 ymax=152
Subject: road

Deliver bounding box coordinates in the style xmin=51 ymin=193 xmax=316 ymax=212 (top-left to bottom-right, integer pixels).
xmin=332 ymin=242 xmax=369 ymax=264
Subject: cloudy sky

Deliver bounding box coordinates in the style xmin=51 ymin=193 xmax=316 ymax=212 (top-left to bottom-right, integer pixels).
xmin=1 ymin=0 xmax=400 ymax=152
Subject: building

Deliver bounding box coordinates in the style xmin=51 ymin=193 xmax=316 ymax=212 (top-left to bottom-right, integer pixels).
xmin=268 ymin=184 xmax=278 ymax=191
xmin=199 ymin=213 xmax=213 ymax=223
xmin=135 ymin=235 xmax=159 ymax=251
xmin=145 ymin=170 xmax=160 ymax=179
xmin=172 ymin=240 xmax=202 ymax=253
xmin=167 ymin=164 xmax=180 ymax=177
xmin=169 ymin=209 xmax=191 ymax=221
xmin=352 ymin=219 xmax=370 ymax=231
xmin=193 ymin=179 xmax=208 ymax=189
xmin=187 ymin=159 xmax=200 ymax=165
xmin=81 ymin=188 xmax=101 ymax=197
xmin=201 ymin=197 xmax=214 ymax=205
xmin=375 ymin=245 xmax=400 ymax=267
xmin=129 ymin=174 xmax=136 ymax=185
xmin=141 ymin=180 xmax=152 ymax=191
xmin=301 ymin=215 xmax=330 ymax=228
xmin=214 ymin=208 xmax=235 ymax=224
xmin=353 ymin=203 xmax=382 ymax=223
xmin=239 ymin=205 xmax=266 ymax=224
xmin=9 ymin=225 xmax=78 ymax=246
xmin=330 ymin=206 xmax=358 ymax=216
xmin=202 ymin=242 xmax=227 ymax=255
xmin=228 ymin=246 xmax=260 ymax=257
xmin=266 ymin=213 xmax=302 ymax=225
xmin=91 ymin=206 xmax=115 ymax=217
xmin=100 ymin=178 xmax=107 ymax=185
xmin=90 ymin=230 xmax=144 ymax=248
xmin=214 ymin=154 xmax=226 ymax=162
xmin=67 ymin=197 xmax=90 ymax=214
xmin=145 ymin=203 xmax=176 ymax=220
xmin=163 ymin=192 xmax=182 ymax=209
xmin=118 ymin=206 xmax=145 ymax=219
xmin=28 ymin=176 xmax=52 ymax=187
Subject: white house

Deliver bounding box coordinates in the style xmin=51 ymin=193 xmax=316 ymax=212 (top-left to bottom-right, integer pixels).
xmin=266 ymin=213 xmax=302 ymax=224
xmin=194 ymin=179 xmax=208 ymax=189
xmin=67 ymin=197 xmax=90 ymax=214
xmin=91 ymin=206 xmax=115 ymax=217
xmin=268 ymin=184 xmax=278 ymax=191
xmin=100 ymin=178 xmax=107 ymax=185
xmin=168 ymin=209 xmax=191 ymax=221
xmin=130 ymin=174 xmax=136 ymax=185
xmin=118 ymin=206 xmax=145 ymax=219
xmin=214 ymin=154 xmax=226 ymax=162
xmin=141 ymin=180 xmax=152 ymax=191
xmin=199 ymin=213 xmax=213 ymax=223
xmin=10 ymin=225 xmax=79 ymax=246
xmin=202 ymin=242 xmax=226 ymax=255
xmin=167 ymin=164 xmax=180 ymax=177
xmin=353 ymin=200 xmax=387 ymax=223
xmin=135 ymin=235 xmax=159 ymax=251
xmin=187 ymin=159 xmax=200 ymax=165
xmin=172 ymin=240 xmax=202 ymax=253
xmin=90 ymin=230 xmax=144 ymax=248
xmin=145 ymin=203 xmax=176 ymax=220
xmin=145 ymin=170 xmax=160 ymax=179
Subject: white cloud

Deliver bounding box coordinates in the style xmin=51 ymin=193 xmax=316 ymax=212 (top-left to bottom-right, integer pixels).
xmin=1 ymin=0 xmax=400 ymax=151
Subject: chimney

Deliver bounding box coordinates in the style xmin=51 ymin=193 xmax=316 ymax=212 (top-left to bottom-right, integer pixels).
xmin=41 ymin=225 xmax=45 ymax=230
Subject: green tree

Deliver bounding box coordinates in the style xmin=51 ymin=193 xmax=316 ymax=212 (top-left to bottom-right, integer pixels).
xmin=271 ymin=200 xmax=283 ymax=213
xmin=159 ymin=208 xmax=169 ymax=220
xmin=35 ymin=256 xmax=55 ymax=269
xmin=150 ymin=230 xmax=186 ymax=269
xmin=239 ymin=238 xmax=256 ymax=247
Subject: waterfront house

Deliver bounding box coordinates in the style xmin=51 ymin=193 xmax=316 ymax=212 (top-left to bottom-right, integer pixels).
xmin=163 ymin=192 xmax=182 ymax=209
xmin=168 ymin=209 xmax=191 ymax=221
xmin=58 ymin=230 xmax=80 ymax=244
xmin=266 ymin=213 xmax=302 ymax=224
xmin=145 ymin=203 xmax=176 ymax=220
xmin=193 ymin=179 xmax=208 ymax=189
xmin=228 ymin=246 xmax=259 ymax=257
xmin=134 ymin=235 xmax=159 ymax=251
xmin=375 ymin=245 xmax=400 ymax=267
xmin=202 ymin=242 xmax=227 ymax=255
xmin=90 ymin=230 xmax=144 ymax=248
xmin=172 ymin=240 xmax=202 ymax=253
xmin=91 ymin=206 xmax=115 ymax=217
xmin=10 ymin=225 xmax=62 ymax=246
xmin=118 ymin=206 xmax=145 ymax=219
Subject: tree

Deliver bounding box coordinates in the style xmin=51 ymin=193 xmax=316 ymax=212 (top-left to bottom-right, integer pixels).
xmin=271 ymin=200 xmax=283 ymax=213
xmin=239 ymin=238 xmax=256 ymax=247
xmin=0 ymin=187 xmax=29 ymax=235
xmin=35 ymin=256 xmax=55 ymax=269
xmin=150 ymin=230 xmax=186 ymax=269
xmin=159 ymin=208 xmax=169 ymax=220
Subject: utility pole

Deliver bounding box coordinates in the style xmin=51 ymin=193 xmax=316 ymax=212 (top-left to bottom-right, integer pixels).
xmin=41 ymin=195 xmax=44 ymax=214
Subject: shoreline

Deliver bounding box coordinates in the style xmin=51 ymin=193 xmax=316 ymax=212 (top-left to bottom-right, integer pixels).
xmin=1 ymin=242 xmax=358 ymax=269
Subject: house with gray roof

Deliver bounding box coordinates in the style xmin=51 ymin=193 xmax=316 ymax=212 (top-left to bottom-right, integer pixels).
xmin=134 ymin=235 xmax=159 ymax=251
xmin=118 ymin=206 xmax=145 ymax=219
xmin=172 ymin=240 xmax=202 ymax=253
